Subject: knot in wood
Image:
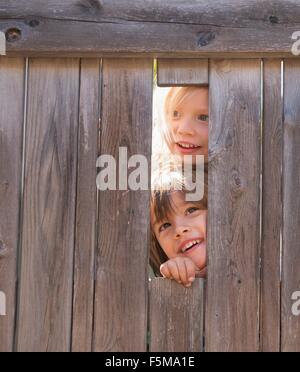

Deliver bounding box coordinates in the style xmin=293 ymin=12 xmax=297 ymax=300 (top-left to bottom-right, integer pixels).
xmin=0 ymin=240 xmax=8 ymax=259
xmin=269 ymin=15 xmax=279 ymax=24
xmin=5 ymin=28 xmax=22 ymax=43
xmin=230 ymin=170 xmax=245 ymax=198
xmin=197 ymin=32 xmax=215 ymax=47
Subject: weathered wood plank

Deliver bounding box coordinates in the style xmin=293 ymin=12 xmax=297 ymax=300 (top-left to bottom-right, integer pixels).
xmin=71 ymin=59 xmax=101 ymax=352
xmin=261 ymin=59 xmax=282 ymax=352
xmin=149 ymin=279 xmax=204 ymax=352
xmin=0 ymin=57 xmax=25 ymax=352
xmin=16 ymin=58 xmax=80 ymax=352
xmin=157 ymin=59 xmax=208 ymax=86
xmin=281 ymin=59 xmax=300 ymax=352
xmin=1 ymin=0 xmax=300 ymax=57
xmin=93 ymin=58 xmax=153 ymax=352
xmin=205 ymin=60 xmax=261 ymax=352
xmin=2 ymin=0 xmax=300 ymax=26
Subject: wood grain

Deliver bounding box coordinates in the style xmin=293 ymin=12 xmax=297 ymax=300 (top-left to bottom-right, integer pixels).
xmin=71 ymin=59 xmax=101 ymax=352
xmin=261 ymin=59 xmax=282 ymax=352
xmin=16 ymin=58 xmax=80 ymax=352
xmin=205 ymin=60 xmax=261 ymax=352
xmin=157 ymin=59 xmax=208 ymax=86
xmin=149 ymin=279 xmax=204 ymax=352
xmin=1 ymin=1 xmax=300 ymax=57
xmin=281 ymin=59 xmax=300 ymax=352
xmin=0 ymin=57 xmax=25 ymax=352
xmin=93 ymin=58 xmax=153 ymax=352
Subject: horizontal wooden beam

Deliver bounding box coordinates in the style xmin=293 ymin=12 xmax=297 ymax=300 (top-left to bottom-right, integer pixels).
xmin=0 ymin=0 xmax=300 ymax=57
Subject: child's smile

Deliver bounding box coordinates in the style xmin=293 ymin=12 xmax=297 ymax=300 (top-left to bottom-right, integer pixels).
xmin=179 ymin=237 xmax=205 ymax=256
xmin=176 ymin=141 xmax=204 ymax=155
xmin=176 ymin=233 xmax=206 ymax=269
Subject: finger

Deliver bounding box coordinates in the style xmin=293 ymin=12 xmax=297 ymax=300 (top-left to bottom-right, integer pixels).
xmin=160 ymin=263 xmax=172 ymax=279
xmin=185 ymin=260 xmax=197 ymax=284
xmin=166 ymin=261 xmax=181 ymax=283
xmin=174 ymin=258 xmax=189 ymax=285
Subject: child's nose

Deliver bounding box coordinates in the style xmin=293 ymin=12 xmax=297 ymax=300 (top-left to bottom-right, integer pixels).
xmin=178 ymin=119 xmax=194 ymax=136
xmin=175 ymin=226 xmax=191 ymax=238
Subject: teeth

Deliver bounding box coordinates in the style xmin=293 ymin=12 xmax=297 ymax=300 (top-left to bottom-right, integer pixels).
xmin=179 ymin=143 xmax=199 ymax=149
xmin=182 ymin=240 xmax=201 ymax=253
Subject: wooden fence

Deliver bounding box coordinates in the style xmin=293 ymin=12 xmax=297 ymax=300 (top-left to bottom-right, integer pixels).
xmin=1 ymin=1 xmax=300 ymax=352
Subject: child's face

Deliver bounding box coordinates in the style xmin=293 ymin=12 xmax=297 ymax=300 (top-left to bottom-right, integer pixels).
xmin=166 ymin=88 xmax=209 ymax=162
xmin=151 ymin=192 xmax=207 ymax=270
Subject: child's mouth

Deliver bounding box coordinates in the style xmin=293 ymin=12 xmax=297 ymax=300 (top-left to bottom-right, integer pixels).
xmin=176 ymin=142 xmax=202 ymax=154
xmin=180 ymin=239 xmax=205 ymax=255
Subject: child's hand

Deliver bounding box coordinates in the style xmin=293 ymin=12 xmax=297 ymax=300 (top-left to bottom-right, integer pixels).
xmin=160 ymin=257 xmax=199 ymax=288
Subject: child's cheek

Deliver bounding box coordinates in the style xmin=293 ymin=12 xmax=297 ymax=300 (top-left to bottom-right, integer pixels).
xmin=167 ymin=121 xmax=177 ymax=139
xmin=190 ymin=242 xmax=207 ymax=270
xmin=197 ymin=248 xmax=207 ymax=270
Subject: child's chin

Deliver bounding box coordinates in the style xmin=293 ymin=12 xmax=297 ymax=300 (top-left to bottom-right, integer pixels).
xmin=174 ymin=150 xmax=208 ymax=162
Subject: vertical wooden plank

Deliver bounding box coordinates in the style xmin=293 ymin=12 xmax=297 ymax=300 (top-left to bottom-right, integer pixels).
xmin=157 ymin=59 xmax=208 ymax=86
xmin=261 ymin=60 xmax=282 ymax=352
xmin=93 ymin=59 xmax=153 ymax=352
xmin=71 ymin=59 xmax=101 ymax=352
xmin=281 ymin=60 xmax=300 ymax=352
xmin=16 ymin=59 xmax=80 ymax=352
xmin=149 ymin=279 xmax=204 ymax=352
xmin=205 ymin=60 xmax=261 ymax=352
xmin=0 ymin=58 xmax=25 ymax=352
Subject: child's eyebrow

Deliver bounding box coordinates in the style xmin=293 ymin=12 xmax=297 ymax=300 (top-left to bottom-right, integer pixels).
xmin=175 ymin=104 xmax=208 ymax=110
xmin=153 ymin=216 xmax=171 ymax=227
xmin=177 ymin=200 xmax=195 ymax=208
xmin=152 ymin=219 xmax=164 ymax=227
xmin=194 ymin=108 xmax=209 ymax=113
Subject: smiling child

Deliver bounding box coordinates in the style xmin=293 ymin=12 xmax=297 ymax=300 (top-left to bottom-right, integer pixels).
xmin=162 ymin=86 xmax=209 ymax=164
xmin=150 ymin=169 xmax=208 ymax=288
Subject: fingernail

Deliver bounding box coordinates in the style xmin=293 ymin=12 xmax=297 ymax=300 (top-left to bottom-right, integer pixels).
xmin=185 ymin=284 xmax=192 ymax=288
xmin=189 ymin=277 xmax=195 ymax=282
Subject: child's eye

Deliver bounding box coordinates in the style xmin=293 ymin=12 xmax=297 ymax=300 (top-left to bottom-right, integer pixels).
xmin=172 ymin=110 xmax=181 ymax=119
xmin=159 ymin=222 xmax=171 ymax=233
xmin=197 ymin=114 xmax=209 ymax=122
xmin=186 ymin=207 xmax=199 ymax=215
